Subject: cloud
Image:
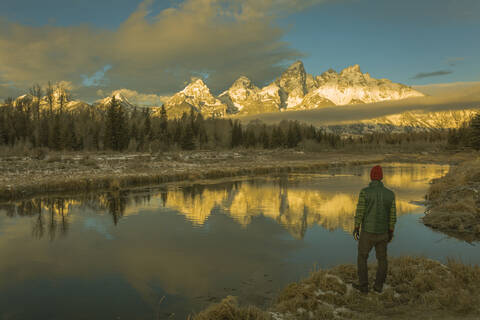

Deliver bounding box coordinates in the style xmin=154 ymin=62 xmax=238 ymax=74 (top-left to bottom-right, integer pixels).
xmin=81 ymin=64 xmax=112 ymax=87
xmin=110 ymin=88 xmax=169 ymax=106
xmin=446 ymin=57 xmax=465 ymax=67
xmin=411 ymin=70 xmax=453 ymax=79
xmin=0 ymin=0 xmax=331 ymax=100
xmin=414 ymin=81 xmax=480 ymax=96
xmin=240 ymin=84 xmax=480 ymax=126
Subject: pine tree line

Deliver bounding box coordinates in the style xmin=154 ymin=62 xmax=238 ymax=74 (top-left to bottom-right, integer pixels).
xmin=0 ymin=90 xmax=451 ymax=153
xmin=447 ymin=113 xmax=480 ymax=150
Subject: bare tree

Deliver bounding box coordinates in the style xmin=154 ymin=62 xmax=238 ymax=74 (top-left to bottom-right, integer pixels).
xmin=46 ymin=81 xmax=54 ymax=117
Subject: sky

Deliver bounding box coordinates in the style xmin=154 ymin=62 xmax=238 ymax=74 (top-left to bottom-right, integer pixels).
xmin=0 ymin=0 xmax=479 ymax=104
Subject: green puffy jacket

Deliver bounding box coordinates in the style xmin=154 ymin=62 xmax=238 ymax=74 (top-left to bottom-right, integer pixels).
xmin=354 ymin=180 xmax=396 ymax=233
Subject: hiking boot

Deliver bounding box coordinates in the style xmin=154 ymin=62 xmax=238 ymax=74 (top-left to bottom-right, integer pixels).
xmin=352 ymin=283 xmax=368 ymax=294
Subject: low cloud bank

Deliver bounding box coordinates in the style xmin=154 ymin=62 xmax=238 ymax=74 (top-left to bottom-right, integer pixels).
xmin=239 ymin=84 xmax=480 ymax=126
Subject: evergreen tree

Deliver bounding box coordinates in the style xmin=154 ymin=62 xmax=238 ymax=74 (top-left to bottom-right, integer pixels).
xmin=173 ymin=120 xmax=182 ymax=146
xmin=104 ymin=96 xmax=128 ymax=151
xmin=470 ymin=114 xmax=480 ymax=150
xmin=245 ymin=127 xmax=256 ymax=148
xmin=259 ymin=125 xmax=270 ymax=149
xmin=181 ymin=123 xmax=195 ymax=150
xmin=271 ymin=126 xmax=285 ymax=148
xmin=160 ymin=105 xmax=168 ymax=135
xmin=231 ymin=120 xmax=243 ymax=148
xmin=65 ymin=119 xmax=77 ymax=150
xmin=287 ymin=122 xmax=301 ymax=148
xmin=143 ymin=109 xmax=153 ymax=141
xmin=104 ymin=97 xmax=116 ymax=150
xmin=0 ymin=112 xmax=6 ymax=145
xmin=52 ymin=114 xmax=63 ymax=150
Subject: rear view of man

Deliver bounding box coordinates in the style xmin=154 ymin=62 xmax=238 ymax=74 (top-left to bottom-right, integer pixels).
xmin=352 ymin=165 xmax=396 ymax=294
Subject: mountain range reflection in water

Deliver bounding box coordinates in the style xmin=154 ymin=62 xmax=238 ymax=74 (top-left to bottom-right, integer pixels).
xmin=1 ymin=163 xmax=471 ymax=320
xmin=1 ymin=163 xmax=448 ymax=240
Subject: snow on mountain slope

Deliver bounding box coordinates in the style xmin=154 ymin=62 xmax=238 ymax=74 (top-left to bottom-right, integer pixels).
xmin=311 ymin=65 xmax=424 ymax=105
xmin=166 ymin=78 xmax=227 ymax=118
xmin=93 ymin=92 xmax=136 ymax=111
xmin=219 ymin=76 xmax=279 ymax=115
xmin=365 ymin=109 xmax=478 ymax=129
xmin=217 ymin=61 xmax=424 ymax=114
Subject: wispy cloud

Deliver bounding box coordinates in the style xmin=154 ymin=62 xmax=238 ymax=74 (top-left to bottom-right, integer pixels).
xmin=411 ymin=70 xmax=453 ymax=79
xmin=446 ymin=57 xmax=465 ymax=67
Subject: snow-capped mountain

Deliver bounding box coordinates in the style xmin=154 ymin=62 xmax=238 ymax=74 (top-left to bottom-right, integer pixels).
xmin=12 ymin=85 xmax=90 ymax=113
xmin=311 ymin=64 xmax=424 ymax=105
xmin=216 ymin=61 xmax=423 ymax=115
xmin=365 ymin=109 xmax=479 ymax=129
xmin=93 ymin=92 xmax=136 ymax=111
xmin=218 ymin=76 xmax=278 ymax=115
xmin=165 ymin=78 xmax=227 ymax=118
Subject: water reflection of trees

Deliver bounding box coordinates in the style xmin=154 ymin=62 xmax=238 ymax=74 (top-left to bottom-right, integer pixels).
xmin=0 ymin=190 xmax=155 ymax=240
xmin=0 ymin=168 xmax=436 ymax=240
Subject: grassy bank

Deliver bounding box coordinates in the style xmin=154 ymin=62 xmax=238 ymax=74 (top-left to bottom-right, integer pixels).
xmin=190 ymin=257 xmax=480 ymax=320
xmin=1 ymin=149 xmax=473 ymax=203
xmin=0 ymin=150 xmax=386 ymax=201
xmin=423 ymin=157 xmax=480 ymax=242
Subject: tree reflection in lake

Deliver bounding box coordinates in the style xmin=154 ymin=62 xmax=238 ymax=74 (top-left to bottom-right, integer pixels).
xmin=0 ymin=163 xmax=451 ymax=241
xmin=2 ymin=163 xmax=479 ymax=320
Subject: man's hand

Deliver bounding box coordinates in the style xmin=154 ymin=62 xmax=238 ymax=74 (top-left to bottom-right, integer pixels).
xmin=388 ymin=229 xmax=394 ymax=242
xmin=353 ymin=227 xmax=360 ymax=241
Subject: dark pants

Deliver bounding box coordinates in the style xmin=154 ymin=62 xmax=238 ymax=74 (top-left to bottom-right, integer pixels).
xmin=357 ymin=230 xmax=389 ymax=289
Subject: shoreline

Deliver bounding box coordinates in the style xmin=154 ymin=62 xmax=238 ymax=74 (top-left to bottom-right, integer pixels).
xmin=0 ymin=149 xmax=471 ymax=203
xmin=423 ymin=157 xmax=480 ymax=242
xmin=0 ymin=149 xmax=387 ymax=202
xmin=191 ymin=256 xmax=480 ymax=320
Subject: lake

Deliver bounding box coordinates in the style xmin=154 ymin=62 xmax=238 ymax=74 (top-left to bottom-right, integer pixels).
xmin=1 ymin=163 xmax=478 ymax=319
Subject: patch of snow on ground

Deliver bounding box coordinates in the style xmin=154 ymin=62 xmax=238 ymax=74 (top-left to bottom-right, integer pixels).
xmin=325 ymin=273 xmax=344 ymax=284
xmin=270 ymin=312 xmax=286 ymax=320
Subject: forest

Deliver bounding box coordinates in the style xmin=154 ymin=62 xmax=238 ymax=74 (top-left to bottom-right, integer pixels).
xmin=0 ymin=88 xmax=478 ymax=154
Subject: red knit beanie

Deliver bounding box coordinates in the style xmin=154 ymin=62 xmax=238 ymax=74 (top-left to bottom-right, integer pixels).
xmin=370 ymin=165 xmax=383 ymax=181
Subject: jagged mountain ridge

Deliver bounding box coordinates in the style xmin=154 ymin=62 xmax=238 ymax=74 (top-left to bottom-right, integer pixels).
xmin=212 ymin=61 xmax=423 ymax=116
xmin=5 ymin=61 xmax=476 ymax=131
xmin=165 ymin=78 xmax=227 ymax=118
xmin=12 ymin=86 xmax=91 ymax=113
xmin=93 ymin=92 xmax=137 ymax=111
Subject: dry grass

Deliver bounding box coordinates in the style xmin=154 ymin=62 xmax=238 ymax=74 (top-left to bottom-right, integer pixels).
xmin=188 ymin=296 xmax=271 ymax=320
xmin=188 ymin=257 xmax=480 ymax=320
xmin=0 ymin=150 xmax=385 ymax=202
xmin=423 ymin=158 xmax=480 ymax=241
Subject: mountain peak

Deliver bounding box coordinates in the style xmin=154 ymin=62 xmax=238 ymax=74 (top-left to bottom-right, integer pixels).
xmin=112 ymin=92 xmax=128 ymax=102
xmin=286 ymin=60 xmax=306 ymax=72
xmin=182 ymin=78 xmax=210 ymax=94
xmin=340 ymin=64 xmax=362 ymax=74
xmin=232 ymin=76 xmax=254 ymax=88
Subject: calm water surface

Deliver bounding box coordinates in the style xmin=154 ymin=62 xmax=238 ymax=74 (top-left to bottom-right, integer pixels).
xmin=1 ymin=163 xmax=478 ymax=319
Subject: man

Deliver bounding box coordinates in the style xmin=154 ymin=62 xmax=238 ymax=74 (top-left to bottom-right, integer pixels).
xmin=352 ymin=165 xmax=396 ymax=294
